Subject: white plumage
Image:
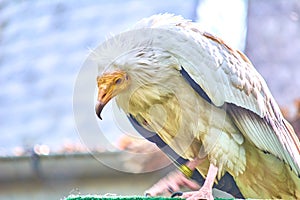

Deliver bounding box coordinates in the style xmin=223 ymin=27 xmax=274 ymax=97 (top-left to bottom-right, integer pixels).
xmin=94 ymin=14 xmax=300 ymax=199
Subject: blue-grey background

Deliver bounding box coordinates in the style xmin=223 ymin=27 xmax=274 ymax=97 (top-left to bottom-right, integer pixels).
xmin=1 ymin=0 xmax=299 ymax=156
xmin=0 ymin=0 xmax=197 ymax=155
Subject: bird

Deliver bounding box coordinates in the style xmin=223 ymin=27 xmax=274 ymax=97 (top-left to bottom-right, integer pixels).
xmin=93 ymin=14 xmax=300 ymax=199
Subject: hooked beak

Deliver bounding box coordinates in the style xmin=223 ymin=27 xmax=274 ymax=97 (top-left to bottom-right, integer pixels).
xmin=95 ymin=101 xmax=105 ymax=120
xmin=95 ymin=89 xmax=111 ymax=120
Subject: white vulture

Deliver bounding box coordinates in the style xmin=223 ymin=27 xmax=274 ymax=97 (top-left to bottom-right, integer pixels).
xmin=94 ymin=14 xmax=300 ymax=199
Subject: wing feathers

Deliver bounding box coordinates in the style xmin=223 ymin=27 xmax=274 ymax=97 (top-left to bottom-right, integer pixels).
xmin=227 ymin=103 xmax=300 ymax=176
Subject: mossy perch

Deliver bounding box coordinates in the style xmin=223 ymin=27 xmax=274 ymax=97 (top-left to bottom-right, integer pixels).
xmin=65 ymin=195 xmax=233 ymax=200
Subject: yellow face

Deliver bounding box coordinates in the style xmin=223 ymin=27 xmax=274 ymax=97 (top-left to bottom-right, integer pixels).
xmin=95 ymin=70 xmax=130 ymax=119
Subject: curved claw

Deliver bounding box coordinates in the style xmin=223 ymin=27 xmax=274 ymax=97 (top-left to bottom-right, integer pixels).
xmin=171 ymin=191 xmax=183 ymax=198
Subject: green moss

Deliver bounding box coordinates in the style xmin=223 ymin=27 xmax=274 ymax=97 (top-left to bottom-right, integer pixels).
xmin=65 ymin=195 xmax=234 ymax=200
xmin=65 ymin=195 xmax=182 ymax=200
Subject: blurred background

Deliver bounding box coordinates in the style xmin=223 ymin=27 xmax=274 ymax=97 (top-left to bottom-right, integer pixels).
xmin=0 ymin=0 xmax=299 ymax=199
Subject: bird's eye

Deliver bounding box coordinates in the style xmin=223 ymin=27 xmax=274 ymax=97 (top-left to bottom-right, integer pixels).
xmin=115 ymin=78 xmax=122 ymax=84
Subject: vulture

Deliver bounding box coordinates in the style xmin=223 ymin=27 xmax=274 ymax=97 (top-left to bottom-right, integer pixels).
xmin=94 ymin=14 xmax=300 ymax=199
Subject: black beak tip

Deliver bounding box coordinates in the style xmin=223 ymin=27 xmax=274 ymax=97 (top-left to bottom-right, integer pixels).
xmin=97 ymin=112 xmax=102 ymax=120
xmin=95 ymin=102 xmax=104 ymax=120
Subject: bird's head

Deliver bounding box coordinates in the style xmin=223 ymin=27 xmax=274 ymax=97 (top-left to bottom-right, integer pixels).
xmin=94 ymin=44 xmax=178 ymax=120
xmin=95 ymin=70 xmax=130 ymax=120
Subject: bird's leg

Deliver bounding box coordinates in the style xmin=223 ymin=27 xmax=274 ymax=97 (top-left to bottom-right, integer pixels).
xmin=185 ymin=157 xmax=204 ymax=170
xmin=182 ymin=163 xmax=218 ymax=200
xmin=144 ymin=158 xmax=204 ymax=197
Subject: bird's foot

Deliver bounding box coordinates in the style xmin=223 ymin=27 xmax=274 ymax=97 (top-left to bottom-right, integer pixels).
xmin=181 ymin=186 xmax=214 ymax=200
xmin=181 ymin=163 xmax=217 ymax=200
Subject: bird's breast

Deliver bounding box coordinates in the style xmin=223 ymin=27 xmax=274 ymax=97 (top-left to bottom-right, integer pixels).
xmin=116 ymin=75 xmax=246 ymax=175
